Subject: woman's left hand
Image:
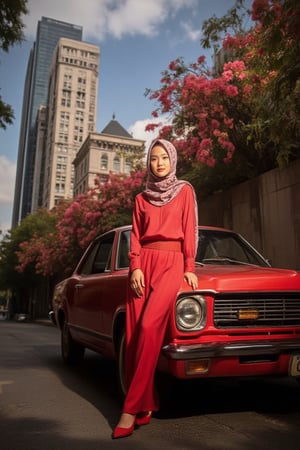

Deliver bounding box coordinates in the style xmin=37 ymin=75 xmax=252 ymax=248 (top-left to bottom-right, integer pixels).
xmin=184 ymin=272 xmax=198 ymax=290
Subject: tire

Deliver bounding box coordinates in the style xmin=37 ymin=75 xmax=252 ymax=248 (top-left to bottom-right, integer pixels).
xmin=115 ymin=326 xmax=172 ymax=402
xmin=61 ymin=321 xmax=85 ymax=364
xmin=117 ymin=326 xmax=127 ymax=399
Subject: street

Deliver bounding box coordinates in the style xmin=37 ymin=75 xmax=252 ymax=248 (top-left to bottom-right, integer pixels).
xmin=1 ymin=321 xmax=300 ymax=450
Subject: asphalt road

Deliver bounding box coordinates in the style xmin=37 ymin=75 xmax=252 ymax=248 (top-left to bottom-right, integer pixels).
xmin=1 ymin=321 xmax=300 ymax=450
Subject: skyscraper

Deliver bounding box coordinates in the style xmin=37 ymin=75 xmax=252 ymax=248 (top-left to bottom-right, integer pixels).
xmin=40 ymin=37 xmax=100 ymax=209
xmin=12 ymin=17 xmax=82 ymax=227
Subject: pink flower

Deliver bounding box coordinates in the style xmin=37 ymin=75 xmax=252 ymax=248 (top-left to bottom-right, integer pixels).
xmin=226 ymin=85 xmax=239 ymax=97
xmin=222 ymin=70 xmax=233 ymax=82
xmin=197 ymin=55 xmax=206 ymax=64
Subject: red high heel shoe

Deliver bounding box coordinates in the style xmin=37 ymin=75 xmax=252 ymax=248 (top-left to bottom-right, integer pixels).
xmin=112 ymin=422 xmax=135 ymax=439
xmin=135 ymin=411 xmax=152 ymax=426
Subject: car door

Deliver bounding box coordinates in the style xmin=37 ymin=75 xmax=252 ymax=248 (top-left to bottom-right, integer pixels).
xmin=70 ymin=232 xmax=115 ymax=348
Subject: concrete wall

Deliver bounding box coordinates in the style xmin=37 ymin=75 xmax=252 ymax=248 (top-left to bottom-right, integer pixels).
xmin=199 ymin=158 xmax=300 ymax=270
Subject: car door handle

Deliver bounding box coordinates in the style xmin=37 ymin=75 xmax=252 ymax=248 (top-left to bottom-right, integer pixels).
xmin=75 ymin=284 xmax=84 ymax=289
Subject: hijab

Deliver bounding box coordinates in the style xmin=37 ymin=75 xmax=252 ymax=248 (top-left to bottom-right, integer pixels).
xmin=144 ymin=138 xmax=188 ymax=206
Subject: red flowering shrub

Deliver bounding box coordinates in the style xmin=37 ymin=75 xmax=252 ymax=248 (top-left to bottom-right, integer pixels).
xmin=16 ymin=170 xmax=146 ymax=277
xmin=146 ymin=0 xmax=300 ymax=172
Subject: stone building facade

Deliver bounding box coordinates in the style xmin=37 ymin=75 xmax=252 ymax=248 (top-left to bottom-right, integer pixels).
xmin=73 ymin=116 xmax=145 ymax=197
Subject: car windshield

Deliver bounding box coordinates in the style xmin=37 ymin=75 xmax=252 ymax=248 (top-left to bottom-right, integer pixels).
xmin=196 ymin=229 xmax=269 ymax=267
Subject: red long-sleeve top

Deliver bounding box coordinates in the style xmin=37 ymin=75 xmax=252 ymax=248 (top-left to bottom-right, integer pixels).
xmin=129 ymin=184 xmax=197 ymax=273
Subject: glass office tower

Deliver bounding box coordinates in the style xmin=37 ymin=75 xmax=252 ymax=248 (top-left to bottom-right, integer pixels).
xmin=12 ymin=17 xmax=82 ymax=226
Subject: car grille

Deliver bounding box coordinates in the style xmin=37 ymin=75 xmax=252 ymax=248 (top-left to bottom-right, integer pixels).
xmin=214 ymin=292 xmax=300 ymax=328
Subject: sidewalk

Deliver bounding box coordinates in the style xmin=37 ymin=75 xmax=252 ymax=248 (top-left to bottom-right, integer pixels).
xmin=34 ymin=318 xmax=54 ymax=327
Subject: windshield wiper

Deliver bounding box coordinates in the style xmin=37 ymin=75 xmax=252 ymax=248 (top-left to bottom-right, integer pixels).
xmin=200 ymin=257 xmax=252 ymax=266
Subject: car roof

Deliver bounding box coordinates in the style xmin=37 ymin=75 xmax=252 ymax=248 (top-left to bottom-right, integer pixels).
xmin=97 ymin=224 xmax=235 ymax=238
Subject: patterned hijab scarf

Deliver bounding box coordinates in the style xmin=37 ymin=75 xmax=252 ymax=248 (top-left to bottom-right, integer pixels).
xmin=144 ymin=138 xmax=188 ymax=206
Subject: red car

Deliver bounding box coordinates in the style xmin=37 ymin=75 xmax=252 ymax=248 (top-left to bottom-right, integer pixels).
xmin=50 ymin=225 xmax=300 ymax=395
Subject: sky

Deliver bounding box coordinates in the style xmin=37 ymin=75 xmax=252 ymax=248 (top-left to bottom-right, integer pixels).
xmin=0 ymin=0 xmax=247 ymax=234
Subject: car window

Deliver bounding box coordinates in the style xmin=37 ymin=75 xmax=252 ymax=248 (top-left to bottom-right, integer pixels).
xmin=79 ymin=233 xmax=115 ymax=275
xmin=205 ymin=235 xmax=245 ymax=260
xmin=116 ymin=230 xmax=130 ymax=269
xmin=197 ymin=230 xmax=268 ymax=266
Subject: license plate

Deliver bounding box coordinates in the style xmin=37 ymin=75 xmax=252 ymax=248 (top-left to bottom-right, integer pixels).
xmin=289 ymin=354 xmax=300 ymax=377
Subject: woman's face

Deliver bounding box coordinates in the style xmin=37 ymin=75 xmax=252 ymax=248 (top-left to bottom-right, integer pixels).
xmin=149 ymin=145 xmax=171 ymax=178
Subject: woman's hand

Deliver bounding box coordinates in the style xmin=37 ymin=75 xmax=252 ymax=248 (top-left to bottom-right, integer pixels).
xmin=130 ymin=269 xmax=145 ymax=297
xmin=184 ymin=272 xmax=198 ymax=290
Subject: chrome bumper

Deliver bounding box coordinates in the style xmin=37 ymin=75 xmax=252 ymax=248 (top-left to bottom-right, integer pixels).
xmin=162 ymin=339 xmax=300 ymax=360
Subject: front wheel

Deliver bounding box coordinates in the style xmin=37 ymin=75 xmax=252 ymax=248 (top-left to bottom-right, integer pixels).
xmin=61 ymin=321 xmax=85 ymax=364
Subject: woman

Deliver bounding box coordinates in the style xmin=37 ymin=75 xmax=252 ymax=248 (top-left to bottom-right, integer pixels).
xmin=112 ymin=138 xmax=198 ymax=439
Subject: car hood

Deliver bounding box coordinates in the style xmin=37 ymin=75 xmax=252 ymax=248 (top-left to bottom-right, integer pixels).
xmin=194 ymin=264 xmax=300 ymax=292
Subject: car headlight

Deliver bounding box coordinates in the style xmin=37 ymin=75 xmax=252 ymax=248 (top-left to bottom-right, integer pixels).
xmin=176 ymin=295 xmax=207 ymax=331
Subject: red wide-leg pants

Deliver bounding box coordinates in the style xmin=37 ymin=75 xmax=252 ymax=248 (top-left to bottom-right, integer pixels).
xmin=123 ymin=247 xmax=184 ymax=414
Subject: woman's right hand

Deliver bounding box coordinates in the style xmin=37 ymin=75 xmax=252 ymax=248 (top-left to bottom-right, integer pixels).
xmin=130 ymin=269 xmax=145 ymax=298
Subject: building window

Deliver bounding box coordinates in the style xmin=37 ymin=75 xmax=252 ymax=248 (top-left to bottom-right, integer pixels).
xmin=99 ymin=175 xmax=107 ymax=184
xmin=125 ymin=160 xmax=132 ymax=173
xmin=62 ymin=89 xmax=71 ymax=98
xmin=57 ymin=156 xmax=67 ymax=163
xmin=55 ymin=183 xmax=65 ymax=193
xmin=56 ymin=174 xmax=66 ymax=183
xmin=73 ymin=124 xmax=83 ymax=142
xmin=113 ymin=156 xmax=120 ymax=172
xmin=56 ymin=163 xmax=67 ymax=173
xmin=59 ymin=133 xmax=68 ymax=143
xmin=57 ymin=144 xmax=68 ymax=153
xmin=76 ymin=91 xmax=86 ymax=100
xmin=59 ymin=122 xmax=69 ymax=132
xmin=60 ymin=111 xmax=70 ymax=122
xmin=101 ymin=154 xmax=108 ymax=170
xmin=75 ymin=110 xmax=84 ymax=125
xmin=61 ymin=98 xmax=71 ymax=107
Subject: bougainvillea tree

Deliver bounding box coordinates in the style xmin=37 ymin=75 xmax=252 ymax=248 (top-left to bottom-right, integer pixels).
xmin=145 ymin=0 xmax=300 ymax=192
xmin=246 ymin=0 xmax=300 ymax=164
xmin=16 ymin=170 xmax=146 ymax=278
